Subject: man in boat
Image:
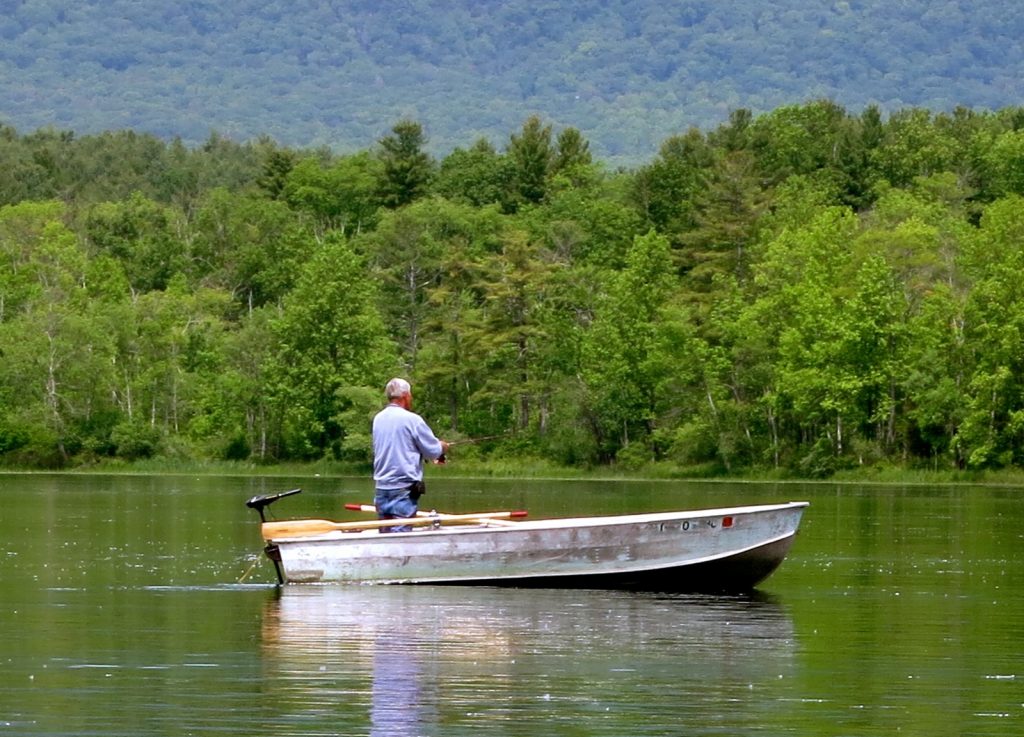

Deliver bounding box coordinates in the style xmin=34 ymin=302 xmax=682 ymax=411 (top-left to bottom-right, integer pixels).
xmin=372 ymin=377 xmax=449 ymax=532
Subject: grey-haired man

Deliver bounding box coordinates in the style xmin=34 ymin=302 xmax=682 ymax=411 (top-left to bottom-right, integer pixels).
xmin=371 ymin=378 xmax=449 ymax=532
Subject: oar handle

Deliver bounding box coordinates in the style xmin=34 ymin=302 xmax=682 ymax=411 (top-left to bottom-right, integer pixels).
xmin=344 ymin=503 xmax=527 ymax=520
xmin=263 ymin=510 xmax=528 ymax=539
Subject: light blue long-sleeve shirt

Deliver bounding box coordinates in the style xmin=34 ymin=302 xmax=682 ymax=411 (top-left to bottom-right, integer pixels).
xmin=371 ymin=404 xmax=445 ymax=490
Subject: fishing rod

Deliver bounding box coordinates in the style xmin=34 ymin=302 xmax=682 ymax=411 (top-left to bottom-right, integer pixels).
xmin=447 ymin=431 xmax=514 ymax=447
xmin=436 ymin=431 xmax=514 ymax=463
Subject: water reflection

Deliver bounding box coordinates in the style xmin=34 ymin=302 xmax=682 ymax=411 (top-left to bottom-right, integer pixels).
xmin=369 ymin=630 xmax=437 ymax=736
xmin=260 ymin=586 xmax=797 ymax=736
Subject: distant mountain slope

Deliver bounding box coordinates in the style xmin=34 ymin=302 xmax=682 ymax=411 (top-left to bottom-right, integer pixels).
xmin=1 ymin=0 xmax=1021 ymax=164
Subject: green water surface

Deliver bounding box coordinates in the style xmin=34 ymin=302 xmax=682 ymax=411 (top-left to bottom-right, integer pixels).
xmin=0 ymin=474 xmax=1021 ymax=736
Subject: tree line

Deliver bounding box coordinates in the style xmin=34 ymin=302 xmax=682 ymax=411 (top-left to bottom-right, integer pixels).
xmin=4 ymin=101 xmax=1024 ymax=474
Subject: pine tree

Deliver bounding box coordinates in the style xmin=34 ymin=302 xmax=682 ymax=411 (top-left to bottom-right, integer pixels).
xmin=377 ymin=120 xmax=434 ymax=209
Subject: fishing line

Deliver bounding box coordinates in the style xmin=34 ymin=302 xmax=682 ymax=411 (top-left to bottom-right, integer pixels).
xmin=236 ymin=555 xmax=262 ymax=583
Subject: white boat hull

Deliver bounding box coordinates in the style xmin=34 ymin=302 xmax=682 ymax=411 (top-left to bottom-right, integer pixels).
xmin=262 ymin=501 xmax=809 ymax=591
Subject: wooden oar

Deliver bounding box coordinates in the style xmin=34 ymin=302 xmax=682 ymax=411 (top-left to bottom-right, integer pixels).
xmin=262 ymin=510 xmax=528 ymax=540
xmin=344 ymin=503 xmax=524 ymax=527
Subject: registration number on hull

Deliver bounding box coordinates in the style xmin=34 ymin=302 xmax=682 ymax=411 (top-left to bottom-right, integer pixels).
xmin=656 ymin=516 xmax=734 ymax=533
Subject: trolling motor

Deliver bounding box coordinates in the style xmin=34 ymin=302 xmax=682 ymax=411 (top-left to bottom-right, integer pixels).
xmin=245 ymin=488 xmax=302 ymax=584
xmin=246 ymin=487 xmax=302 ymax=521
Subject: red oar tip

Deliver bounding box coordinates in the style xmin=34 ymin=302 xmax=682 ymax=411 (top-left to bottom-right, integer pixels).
xmin=510 ymin=510 xmax=528 ymax=518
xmin=344 ymin=503 xmax=362 ymax=511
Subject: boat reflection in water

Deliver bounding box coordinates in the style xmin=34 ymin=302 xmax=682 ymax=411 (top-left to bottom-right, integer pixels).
xmin=260 ymin=585 xmax=797 ymax=736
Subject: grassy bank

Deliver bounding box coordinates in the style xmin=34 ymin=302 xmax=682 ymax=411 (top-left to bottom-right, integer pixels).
xmin=5 ymin=455 xmax=1024 ymax=488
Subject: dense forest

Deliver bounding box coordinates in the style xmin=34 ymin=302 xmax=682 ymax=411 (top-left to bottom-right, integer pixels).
xmin=4 ymin=101 xmax=1024 ymax=474
xmin=2 ymin=1 xmax=1023 ymax=163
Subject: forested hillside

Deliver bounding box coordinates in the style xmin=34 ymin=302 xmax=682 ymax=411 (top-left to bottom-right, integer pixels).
xmin=4 ymin=103 xmax=1024 ymax=474
xmin=1 ymin=0 xmax=1022 ymax=162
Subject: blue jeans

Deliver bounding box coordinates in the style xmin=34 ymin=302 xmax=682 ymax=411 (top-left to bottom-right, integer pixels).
xmin=374 ymin=488 xmax=418 ymax=533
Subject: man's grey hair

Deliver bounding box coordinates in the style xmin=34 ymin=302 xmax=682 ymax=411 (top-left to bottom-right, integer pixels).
xmin=385 ymin=377 xmax=412 ymax=400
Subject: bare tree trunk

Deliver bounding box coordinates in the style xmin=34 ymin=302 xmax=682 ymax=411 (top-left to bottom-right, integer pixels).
xmin=767 ymin=405 xmax=780 ymax=468
xmin=45 ymin=330 xmax=66 ymax=457
xmin=259 ymin=405 xmax=267 ymax=460
xmin=123 ymin=367 xmax=133 ymax=421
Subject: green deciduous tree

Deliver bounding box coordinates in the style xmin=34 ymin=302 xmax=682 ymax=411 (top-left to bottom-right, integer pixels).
xmin=753 ymin=207 xmax=859 ymax=472
xmin=81 ymin=192 xmax=185 ymax=293
xmin=979 ymin=129 xmax=1024 ymax=199
xmin=0 ymin=202 xmax=118 ymax=463
xmin=955 ymin=196 xmax=1024 ymax=468
xmin=434 ymin=138 xmax=509 ymax=207
xmin=125 ymin=277 xmax=232 ymax=444
xmin=580 ymin=230 xmax=685 ymax=461
xmin=871 ymin=109 xmax=958 ymax=188
xmin=189 ymin=188 xmax=313 ymax=309
xmin=283 ymin=153 xmax=383 ymax=236
xmin=188 ymin=306 xmax=277 ymax=460
xmin=270 ymin=234 xmax=394 ymax=459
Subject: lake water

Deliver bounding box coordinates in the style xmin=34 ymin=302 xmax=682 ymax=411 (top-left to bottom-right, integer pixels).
xmin=1 ymin=473 xmax=1021 ymax=736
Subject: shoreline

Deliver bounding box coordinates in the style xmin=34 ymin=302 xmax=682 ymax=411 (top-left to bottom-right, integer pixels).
xmin=3 ymin=458 xmax=1023 ymax=488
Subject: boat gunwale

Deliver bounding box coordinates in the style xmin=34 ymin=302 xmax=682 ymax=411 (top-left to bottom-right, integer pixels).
xmin=264 ymin=501 xmax=809 ymax=544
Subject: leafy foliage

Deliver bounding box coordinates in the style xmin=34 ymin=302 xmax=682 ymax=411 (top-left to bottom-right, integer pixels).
xmin=4 ymin=102 xmax=1024 ymax=476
